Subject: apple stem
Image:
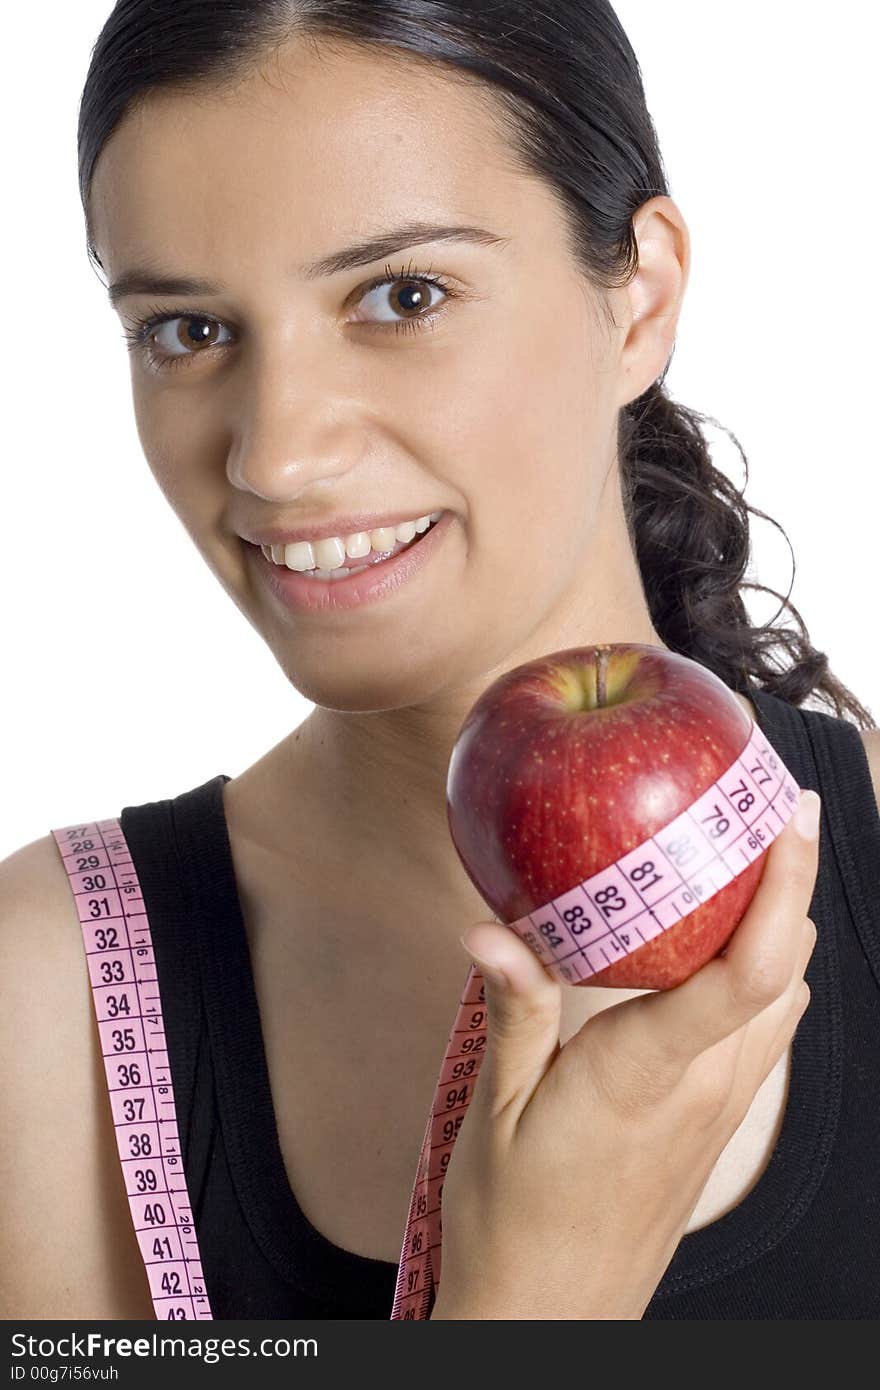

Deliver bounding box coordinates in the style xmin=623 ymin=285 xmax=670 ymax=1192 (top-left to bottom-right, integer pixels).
xmin=596 ymin=648 xmax=608 ymax=707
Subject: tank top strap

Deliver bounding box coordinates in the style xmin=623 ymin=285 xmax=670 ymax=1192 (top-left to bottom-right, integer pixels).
xmin=116 ymin=776 xmax=230 ymax=1218
xmin=785 ymin=696 xmax=880 ymax=989
xmin=49 ymin=776 xmax=231 ymax=1319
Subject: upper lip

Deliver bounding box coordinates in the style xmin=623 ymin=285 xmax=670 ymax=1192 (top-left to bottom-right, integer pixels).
xmin=240 ymin=509 xmax=444 ymax=547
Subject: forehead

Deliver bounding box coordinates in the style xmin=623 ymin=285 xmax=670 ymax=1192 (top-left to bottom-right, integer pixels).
xmin=88 ymin=38 xmax=540 ymax=275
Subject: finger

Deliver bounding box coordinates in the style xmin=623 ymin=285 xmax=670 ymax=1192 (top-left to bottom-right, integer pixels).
xmin=459 ymin=921 xmax=563 ymax=1121
xmin=724 ymin=971 xmax=812 ymax=1131
xmin=755 ymin=913 xmax=818 ymax=1019
xmin=599 ymin=790 xmax=822 ymax=1093
xmin=763 ymin=975 xmax=812 ymax=1081
xmin=730 ymin=916 xmax=817 ymax=1105
xmin=794 ymin=915 xmax=818 ymax=980
xmin=648 ymin=916 xmax=816 ymax=1128
xmin=718 ymin=790 xmax=821 ymax=1005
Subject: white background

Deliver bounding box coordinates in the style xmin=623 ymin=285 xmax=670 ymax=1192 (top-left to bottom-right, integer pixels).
xmin=2 ymin=2 xmax=876 ymax=858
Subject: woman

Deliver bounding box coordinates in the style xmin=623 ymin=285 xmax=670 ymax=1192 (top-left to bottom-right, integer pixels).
xmin=2 ymin=0 xmax=879 ymax=1320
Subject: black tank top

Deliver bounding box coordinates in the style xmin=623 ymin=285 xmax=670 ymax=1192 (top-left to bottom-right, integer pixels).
xmin=115 ymin=685 xmax=880 ymax=1318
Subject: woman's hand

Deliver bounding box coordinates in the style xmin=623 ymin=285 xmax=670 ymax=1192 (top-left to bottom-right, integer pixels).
xmin=431 ymin=789 xmax=822 ymax=1320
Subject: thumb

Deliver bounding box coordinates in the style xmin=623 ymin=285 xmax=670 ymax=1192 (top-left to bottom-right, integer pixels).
xmin=460 ymin=921 xmax=563 ymax=1119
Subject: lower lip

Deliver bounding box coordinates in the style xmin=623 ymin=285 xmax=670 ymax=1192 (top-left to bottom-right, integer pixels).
xmin=248 ymin=510 xmax=453 ymax=614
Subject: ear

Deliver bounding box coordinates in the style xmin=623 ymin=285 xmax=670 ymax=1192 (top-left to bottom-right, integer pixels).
xmin=615 ymin=195 xmax=691 ymax=409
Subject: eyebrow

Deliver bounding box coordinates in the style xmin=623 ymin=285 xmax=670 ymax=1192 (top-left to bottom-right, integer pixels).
xmin=106 ymin=220 xmax=511 ymax=304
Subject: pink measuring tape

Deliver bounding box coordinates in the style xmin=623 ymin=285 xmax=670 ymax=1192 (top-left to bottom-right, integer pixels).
xmin=50 ymin=717 xmax=799 ymax=1320
xmin=49 ymin=818 xmax=211 ymax=1319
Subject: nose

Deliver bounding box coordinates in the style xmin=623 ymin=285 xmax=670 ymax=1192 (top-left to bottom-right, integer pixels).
xmin=225 ymin=351 xmax=372 ymax=502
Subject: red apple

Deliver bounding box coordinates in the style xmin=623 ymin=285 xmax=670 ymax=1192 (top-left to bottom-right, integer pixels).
xmin=446 ymin=642 xmax=779 ymax=990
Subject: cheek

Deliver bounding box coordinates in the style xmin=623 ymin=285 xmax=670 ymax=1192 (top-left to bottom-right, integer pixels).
xmin=131 ymin=383 xmax=219 ymax=522
xmin=436 ymin=293 xmax=606 ymax=563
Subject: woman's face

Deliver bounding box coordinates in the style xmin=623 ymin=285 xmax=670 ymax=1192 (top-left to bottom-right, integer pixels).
xmin=88 ymin=38 xmax=683 ymax=716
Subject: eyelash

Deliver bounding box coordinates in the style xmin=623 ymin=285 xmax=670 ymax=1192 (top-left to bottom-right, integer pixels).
xmin=119 ymin=259 xmax=459 ymax=372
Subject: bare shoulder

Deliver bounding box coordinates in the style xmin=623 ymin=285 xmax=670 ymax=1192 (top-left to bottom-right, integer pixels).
xmin=0 ymin=834 xmax=154 ymax=1319
xmin=858 ymin=728 xmax=880 ymax=817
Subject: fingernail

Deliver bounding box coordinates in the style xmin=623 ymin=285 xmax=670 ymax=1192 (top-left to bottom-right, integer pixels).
xmin=459 ymin=933 xmax=509 ymax=987
xmin=793 ymin=789 xmax=821 ymax=839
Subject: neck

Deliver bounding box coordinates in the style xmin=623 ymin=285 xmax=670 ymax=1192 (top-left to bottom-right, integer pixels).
xmin=293 ymin=700 xmax=482 ymax=903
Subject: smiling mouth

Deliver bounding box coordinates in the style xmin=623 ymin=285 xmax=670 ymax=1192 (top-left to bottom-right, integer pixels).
xmin=257 ymin=513 xmax=443 ymax=580
xmin=245 ymin=507 xmax=452 ymax=614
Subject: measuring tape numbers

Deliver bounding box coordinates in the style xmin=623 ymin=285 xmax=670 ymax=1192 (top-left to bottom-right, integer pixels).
xmin=50 ymin=817 xmax=212 ymax=1320
xmin=50 ymin=718 xmax=798 ymax=1320
xmin=504 ymin=719 xmax=802 ymax=984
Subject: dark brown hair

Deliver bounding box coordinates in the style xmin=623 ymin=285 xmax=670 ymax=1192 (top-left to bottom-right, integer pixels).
xmin=77 ymin=0 xmax=876 ymax=730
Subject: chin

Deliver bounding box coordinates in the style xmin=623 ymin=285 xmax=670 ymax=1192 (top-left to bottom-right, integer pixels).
xmin=270 ymin=657 xmax=450 ymax=714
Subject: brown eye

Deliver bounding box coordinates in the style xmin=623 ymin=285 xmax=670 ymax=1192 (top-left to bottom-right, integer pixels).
xmin=151 ymin=315 xmax=231 ymax=358
xmin=351 ymin=273 xmax=452 ymax=329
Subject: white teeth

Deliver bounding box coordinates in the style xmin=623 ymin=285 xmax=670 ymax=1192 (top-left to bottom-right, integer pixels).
xmin=314 ymin=536 xmax=349 ymax=570
xmin=261 ymin=511 xmax=444 ymax=574
xmin=344 ymin=531 xmax=372 ymax=561
xmin=368 ymin=526 xmax=396 ymax=554
xmin=298 ymin=562 xmax=374 ymax=582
